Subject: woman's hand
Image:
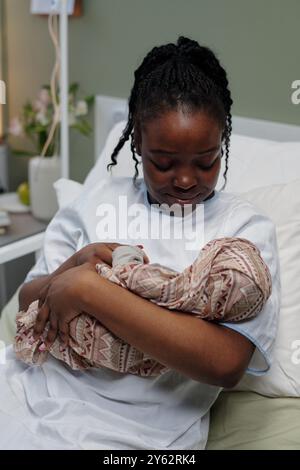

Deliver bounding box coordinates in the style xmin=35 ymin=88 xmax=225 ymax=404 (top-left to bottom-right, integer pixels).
xmin=49 ymin=243 xmax=141 ymax=281
xmin=75 ymin=242 xmax=149 ymax=267
xmin=33 ymin=243 xmax=149 ymax=346
xmin=33 ymin=262 xmax=97 ymax=347
xmin=36 ymin=243 xmax=148 ymax=306
xmin=39 ymin=243 xmax=149 ymax=293
xmin=75 ymin=242 xmax=122 ymax=267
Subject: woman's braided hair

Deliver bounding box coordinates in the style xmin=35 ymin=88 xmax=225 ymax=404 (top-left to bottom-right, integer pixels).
xmin=107 ymin=36 xmax=233 ymax=190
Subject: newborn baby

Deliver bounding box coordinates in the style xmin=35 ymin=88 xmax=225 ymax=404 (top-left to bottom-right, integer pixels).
xmin=14 ymin=237 xmax=272 ymax=376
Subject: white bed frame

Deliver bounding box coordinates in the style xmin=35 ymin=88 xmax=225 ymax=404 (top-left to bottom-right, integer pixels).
xmin=94 ymin=94 xmax=300 ymax=161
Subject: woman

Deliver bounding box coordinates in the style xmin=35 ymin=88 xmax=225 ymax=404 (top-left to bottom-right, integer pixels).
xmin=0 ymin=36 xmax=280 ymax=450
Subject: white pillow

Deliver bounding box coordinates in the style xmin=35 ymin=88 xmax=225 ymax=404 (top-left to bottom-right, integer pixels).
xmin=233 ymin=178 xmax=300 ymax=397
xmin=216 ymin=134 xmax=300 ymax=193
xmin=53 ymin=178 xmax=83 ymax=209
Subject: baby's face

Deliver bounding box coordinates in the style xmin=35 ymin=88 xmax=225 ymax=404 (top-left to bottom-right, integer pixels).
xmin=135 ymin=108 xmax=223 ymax=209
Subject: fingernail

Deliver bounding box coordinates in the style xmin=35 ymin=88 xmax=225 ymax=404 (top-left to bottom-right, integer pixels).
xmin=38 ymin=342 xmax=47 ymax=352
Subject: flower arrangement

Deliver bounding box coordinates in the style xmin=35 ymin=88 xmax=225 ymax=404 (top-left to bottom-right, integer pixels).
xmin=9 ymin=83 xmax=94 ymax=157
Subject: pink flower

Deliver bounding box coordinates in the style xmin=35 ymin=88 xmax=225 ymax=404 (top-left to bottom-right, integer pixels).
xmin=38 ymin=88 xmax=51 ymax=106
xmin=34 ymin=88 xmax=51 ymax=113
xmin=8 ymin=117 xmax=23 ymax=136
xmin=34 ymin=99 xmax=47 ymax=113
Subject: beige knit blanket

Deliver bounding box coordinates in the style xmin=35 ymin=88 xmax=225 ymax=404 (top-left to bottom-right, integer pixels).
xmin=14 ymin=237 xmax=271 ymax=376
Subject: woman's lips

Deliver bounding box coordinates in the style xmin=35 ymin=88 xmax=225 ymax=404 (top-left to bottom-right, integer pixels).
xmin=166 ymin=192 xmax=203 ymax=205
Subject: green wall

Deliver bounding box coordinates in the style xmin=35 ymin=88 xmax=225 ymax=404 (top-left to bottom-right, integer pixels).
xmin=2 ymin=0 xmax=300 ymax=189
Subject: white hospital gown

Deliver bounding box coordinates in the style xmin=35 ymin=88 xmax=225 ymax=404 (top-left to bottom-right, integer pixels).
xmin=0 ymin=177 xmax=280 ymax=450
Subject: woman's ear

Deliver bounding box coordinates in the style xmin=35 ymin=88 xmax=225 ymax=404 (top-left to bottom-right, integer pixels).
xmin=133 ymin=127 xmax=142 ymax=156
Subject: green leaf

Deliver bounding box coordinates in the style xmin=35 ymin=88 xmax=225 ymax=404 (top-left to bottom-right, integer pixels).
xmin=69 ymin=82 xmax=79 ymax=95
xmin=23 ymin=102 xmax=34 ymax=116
xmin=35 ymin=125 xmax=49 ymax=133
xmin=71 ymin=119 xmax=92 ymax=136
xmin=84 ymin=95 xmax=95 ymax=106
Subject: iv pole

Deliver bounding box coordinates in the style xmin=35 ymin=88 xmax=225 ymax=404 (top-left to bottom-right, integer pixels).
xmin=59 ymin=0 xmax=69 ymax=178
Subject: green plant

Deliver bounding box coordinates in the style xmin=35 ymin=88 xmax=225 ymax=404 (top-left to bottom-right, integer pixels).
xmin=9 ymin=83 xmax=94 ymax=156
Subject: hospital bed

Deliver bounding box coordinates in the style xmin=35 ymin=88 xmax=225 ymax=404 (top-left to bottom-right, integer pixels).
xmin=1 ymin=94 xmax=300 ymax=449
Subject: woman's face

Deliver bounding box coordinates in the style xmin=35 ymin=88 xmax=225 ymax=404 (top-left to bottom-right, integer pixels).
xmin=135 ymin=109 xmax=223 ymax=208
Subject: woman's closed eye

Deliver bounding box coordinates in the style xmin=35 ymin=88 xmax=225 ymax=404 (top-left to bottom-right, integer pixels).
xmin=151 ymin=160 xmax=172 ymax=172
xmin=196 ymin=157 xmax=219 ymax=171
xmin=151 ymin=156 xmax=219 ymax=172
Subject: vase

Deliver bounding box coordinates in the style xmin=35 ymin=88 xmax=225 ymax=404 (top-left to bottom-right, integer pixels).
xmin=0 ymin=143 xmax=8 ymax=192
xmin=29 ymin=156 xmax=60 ymax=221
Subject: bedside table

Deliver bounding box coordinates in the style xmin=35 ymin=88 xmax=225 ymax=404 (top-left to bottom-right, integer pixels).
xmin=0 ymin=212 xmax=47 ymax=264
xmin=0 ymin=212 xmax=48 ymax=308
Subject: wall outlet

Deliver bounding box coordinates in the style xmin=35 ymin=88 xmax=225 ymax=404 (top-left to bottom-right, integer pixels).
xmin=30 ymin=0 xmax=75 ymax=15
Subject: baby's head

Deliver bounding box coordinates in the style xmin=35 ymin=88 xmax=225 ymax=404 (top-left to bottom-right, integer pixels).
xmin=108 ymin=36 xmax=233 ymax=207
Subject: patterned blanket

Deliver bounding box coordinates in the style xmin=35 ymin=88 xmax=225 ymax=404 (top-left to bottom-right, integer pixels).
xmin=14 ymin=237 xmax=272 ymax=376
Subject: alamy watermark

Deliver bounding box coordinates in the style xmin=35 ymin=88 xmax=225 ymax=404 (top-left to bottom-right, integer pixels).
xmin=0 ymin=340 xmax=6 ymax=365
xmin=95 ymin=196 xmax=205 ymax=251
xmin=291 ymin=339 xmax=300 ymax=365
xmin=291 ymin=80 xmax=300 ymax=105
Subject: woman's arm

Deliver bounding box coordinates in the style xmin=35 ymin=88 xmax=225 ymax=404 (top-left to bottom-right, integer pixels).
xmin=80 ymin=272 xmax=255 ymax=387
xmin=19 ymin=242 xmax=132 ymax=312
xmin=18 ymin=254 xmax=77 ymax=311
xmin=19 ymin=274 xmax=53 ymax=312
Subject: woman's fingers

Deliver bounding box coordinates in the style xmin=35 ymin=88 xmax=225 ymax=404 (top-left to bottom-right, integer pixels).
xmin=142 ymin=252 xmax=150 ymax=264
xmin=77 ymin=242 xmax=125 ymax=267
xmin=59 ymin=331 xmax=69 ymax=347
xmin=98 ymin=244 xmax=119 ymax=265
xmin=136 ymin=245 xmax=150 ymax=264
xmin=38 ymin=284 xmax=50 ymax=308
xmin=45 ymin=313 xmax=58 ymax=347
xmin=58 ymin=319 xmax=70 ymax=346
xmin=33 ymin=302 xmax=50 ymax=338
xmin=107 ymin=243 xmax=122 ymax=250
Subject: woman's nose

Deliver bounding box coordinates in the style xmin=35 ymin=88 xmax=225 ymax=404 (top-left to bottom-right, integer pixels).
xmin=173 ymin=171 xmax=198 ymax=191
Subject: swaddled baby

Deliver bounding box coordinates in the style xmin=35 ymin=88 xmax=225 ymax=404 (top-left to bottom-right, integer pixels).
xmin=14 ymin=237 xmax=272 ymax=376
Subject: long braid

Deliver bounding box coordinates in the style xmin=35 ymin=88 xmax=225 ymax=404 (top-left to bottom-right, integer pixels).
xmin=219 ymin=114 xmax=232 ymax=191
xmin=130 ymin=130 xmax=140 ymax=182
xmin=107 ymin=44 xmax=176 ymax=174
xmin=107 ymin=36 xmax=233 ymax=190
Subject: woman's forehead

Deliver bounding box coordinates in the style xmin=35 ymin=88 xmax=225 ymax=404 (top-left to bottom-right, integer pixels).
xmin=139 ymin=110 xmax=223 ymax=151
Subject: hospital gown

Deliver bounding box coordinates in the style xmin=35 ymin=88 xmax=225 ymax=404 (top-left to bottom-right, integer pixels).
xmin=0 ymin=177 xmax=280 ymax=449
